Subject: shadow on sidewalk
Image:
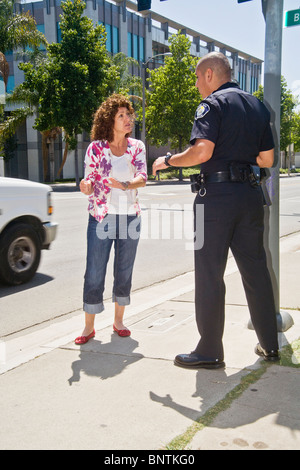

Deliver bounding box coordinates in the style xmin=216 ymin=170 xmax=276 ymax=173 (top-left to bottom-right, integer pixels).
xmin=68 ymin=334 xmax=144 ymax=385
xmin=149 ymin=360 xmax=300 ymax=434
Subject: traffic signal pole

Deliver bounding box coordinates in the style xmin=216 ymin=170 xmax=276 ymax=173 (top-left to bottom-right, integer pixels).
xmin=262 ymin=0 xmax=282 ymax=315
xmin=252 ymin=0 xmax=293 ymax=331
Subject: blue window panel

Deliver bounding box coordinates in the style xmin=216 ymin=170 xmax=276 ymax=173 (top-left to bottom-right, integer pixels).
xmin=112 ymin=26 xmax=119 ymax=54
xmin=139 ymin=36 xmax=144 ymax=62
xmin=57 ymin=23 xmax=62 ymax=43
xmin=37 ymin=24 xmax=46 ymax=50
xmin=37 ymin=24 xmax=45 ymax=34
xmin=128 ymin=32 xmax=132 ymax=57
xmin=105 ymin=24 xmax=112 ymax=53
xmin=238 ymin=72 xmax=246 ymax=91
xmin=133 ymin=34 xmax=138 ymax=61
xmin=254 ymin=77 xmax=258 ymax=92
xmin=6 ymin=75 xmax=15 ymax=94
xmin=250 ymin=76 xmax=258 ymax=94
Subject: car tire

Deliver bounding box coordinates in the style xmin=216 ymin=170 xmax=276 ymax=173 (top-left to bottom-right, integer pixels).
xmin=0 ymin=223 xmax=41 ymax=285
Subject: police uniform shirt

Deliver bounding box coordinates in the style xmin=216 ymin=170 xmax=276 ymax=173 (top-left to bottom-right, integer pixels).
xmin=190 ymin=82 xmax=274 ymax=174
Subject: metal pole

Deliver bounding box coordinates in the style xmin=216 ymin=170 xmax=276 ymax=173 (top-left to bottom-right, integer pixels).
xmin=260 ymin=0 xmax=293 ymax=331
xmin=142 ymin=63 xmax=146 ymax=144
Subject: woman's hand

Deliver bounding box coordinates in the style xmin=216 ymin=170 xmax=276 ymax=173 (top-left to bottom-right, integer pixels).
xmin=107 ymin=178 xmax=128 ymax=190
xmin=80 ymin=179 xmax=93 ymax=195
xmin=106 ymin=175 xmax=146 ymax=191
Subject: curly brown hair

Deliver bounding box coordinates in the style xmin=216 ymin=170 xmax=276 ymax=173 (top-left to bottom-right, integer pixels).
xmin=91 ymin=94 xmax=135 ymax=142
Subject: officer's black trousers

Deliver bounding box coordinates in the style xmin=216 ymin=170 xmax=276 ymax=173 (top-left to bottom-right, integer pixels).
xmin=193 ymin=181 xmax=279 ymax=361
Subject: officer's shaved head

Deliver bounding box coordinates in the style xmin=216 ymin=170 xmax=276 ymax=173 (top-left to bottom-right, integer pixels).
xmin=196 ymin=52 xmax=231 ymax=82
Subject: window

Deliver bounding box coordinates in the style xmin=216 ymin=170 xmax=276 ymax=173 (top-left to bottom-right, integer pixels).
xmin=128 ymin=32 xmax=144 ymax=63
xmin=57 ymin=23 xmax=62 ymax=43
xmin=37 ymin=24 xmax=45 ymax=35
xmin=37 ymin=24 xmax=46 ymax=51
xmin=6 ymin=76 xmax=15 ymax=94
xmin=238 ymin=71 xmax=246 ymax=91
xmin=112 ymin=26 xmax=119 ymax=55
xmin=133 ymin=34 xmax=138 ymax=61
xmin=128 ymin=32 xmax=132 ymax=57
xmin=139 ymin=36 xmax=144 ymax=62
xmin=250 ymin=76 xmax=258 ymax=94
xmin=105 ymin=24 xmax=112 ymax=53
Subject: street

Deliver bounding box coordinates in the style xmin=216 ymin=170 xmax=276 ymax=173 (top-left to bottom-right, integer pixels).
xmin=0 ymin=177 xmax=299 ymax=338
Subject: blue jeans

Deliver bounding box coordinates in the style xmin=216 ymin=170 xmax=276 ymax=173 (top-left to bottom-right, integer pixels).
xmin=83 ymin=214 xmax=141 ymax=314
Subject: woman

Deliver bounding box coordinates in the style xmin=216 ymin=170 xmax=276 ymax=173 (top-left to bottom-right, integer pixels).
xmin=75 ymin=94 xmax=147 ymax=345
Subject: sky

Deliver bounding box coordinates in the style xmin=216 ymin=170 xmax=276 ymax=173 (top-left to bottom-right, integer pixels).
xmin=151 ymin=0 xmax=300 ymax=102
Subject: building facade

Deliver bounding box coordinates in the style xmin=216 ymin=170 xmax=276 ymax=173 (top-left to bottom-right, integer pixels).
xmin=3 ymin=0 xmax=263 ymax=182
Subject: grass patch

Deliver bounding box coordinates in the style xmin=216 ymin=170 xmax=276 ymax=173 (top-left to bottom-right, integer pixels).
xmin=165 ymin=362 xmax=269 ymax=450
xmin=279 ymin=338 xmax=300 ymax=368
xmin=147 ymin=164 xmax=201 ymax=181
xmin=280 ymin=168 xmax=300 ymax=174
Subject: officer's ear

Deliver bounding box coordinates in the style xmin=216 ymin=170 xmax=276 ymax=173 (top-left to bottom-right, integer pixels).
xmin=206 ymin=68 xmax=213 ymax=82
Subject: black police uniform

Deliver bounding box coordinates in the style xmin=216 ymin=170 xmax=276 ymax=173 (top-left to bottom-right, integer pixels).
xmin=190 ymin=81 xmax=279 ymax=361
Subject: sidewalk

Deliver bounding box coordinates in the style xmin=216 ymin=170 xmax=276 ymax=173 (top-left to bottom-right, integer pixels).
xmin=0 ymin=233 xmax=299 ymax=450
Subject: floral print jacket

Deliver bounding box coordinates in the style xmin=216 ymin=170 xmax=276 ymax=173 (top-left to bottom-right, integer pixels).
xmin=84 ymin=138 xmax=147 ymax=222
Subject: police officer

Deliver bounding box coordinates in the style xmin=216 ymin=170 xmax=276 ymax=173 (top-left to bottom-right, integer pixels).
xmin=152 ymin=51 xmax=279 ymax=369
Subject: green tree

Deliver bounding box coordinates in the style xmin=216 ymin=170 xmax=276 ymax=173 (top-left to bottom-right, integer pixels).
xmin=0 ymin=0 xmax=47 ymax=160
xmin=145 ymin=33 xmax=199 ymax=179
xmin=291 ymin=111 xmax=300 ymax=152
xmin=0 ymin=0 xmax=47 ymax=84
xmin=110 ymin=52 xmax=143 ymax=125
xmin=253 ymin=77 xmax=298 ymax=154
xmin=279 ymin=78 xmax=297 ymax=152
xmin=0 ymin=0 xmax=46 ymax=59
xmin=111 ymin=52 xmax=142 ymax=97
xmin=0 ymin=65 xmax=54 ymax=175
xmin=14 ymin=0 xmax=116 ymax=184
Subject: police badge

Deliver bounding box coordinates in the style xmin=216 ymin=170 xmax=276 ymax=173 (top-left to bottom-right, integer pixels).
xmin=196 ymin=103 xmax=210 ymax=119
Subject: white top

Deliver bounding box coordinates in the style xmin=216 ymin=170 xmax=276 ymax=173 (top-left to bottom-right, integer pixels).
xmin=107 ymin=153 xmax=136 ymax=215
xmin=84 ymin=138 xmax=147 ymax=223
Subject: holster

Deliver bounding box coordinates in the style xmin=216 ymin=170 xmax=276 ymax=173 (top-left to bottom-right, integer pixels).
xmin=229 ymin=162 xmax=266 ymax=187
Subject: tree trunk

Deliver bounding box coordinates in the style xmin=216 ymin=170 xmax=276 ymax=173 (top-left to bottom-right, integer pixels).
xmin=41 ymin=132 xmax=48 ymax=182
xmin=49 ymin=137 xmax=55 ymax=183
xmin=57 ymin=140 xmax=69 ymax=179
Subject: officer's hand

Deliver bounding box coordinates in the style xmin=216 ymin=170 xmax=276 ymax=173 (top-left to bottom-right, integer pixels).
xmin=80 ymin=179 xmax=93 ymax=195
xmin=152 ymin=157 xmax=167 ymax=176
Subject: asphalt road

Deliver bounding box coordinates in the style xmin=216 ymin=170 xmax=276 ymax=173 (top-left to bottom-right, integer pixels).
xmin=0 ymin=177 xmax=299 ymax=338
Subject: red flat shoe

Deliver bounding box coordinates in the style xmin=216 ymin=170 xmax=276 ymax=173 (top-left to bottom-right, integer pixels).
xmin=113 ymin=324 xmax=131 ymax=337
xmin=75 ymin=329 xmax=95 ymax=345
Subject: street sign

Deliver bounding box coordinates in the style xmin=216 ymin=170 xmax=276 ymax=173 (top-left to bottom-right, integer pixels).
xmin=237 ymin=0 xmax=252 ymax=3
xmin=284 ymin=9 xmax=300 ymax=27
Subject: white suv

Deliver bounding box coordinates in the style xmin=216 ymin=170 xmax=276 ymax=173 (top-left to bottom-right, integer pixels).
xmin=0 ymin=177 xmax=58 ymax=285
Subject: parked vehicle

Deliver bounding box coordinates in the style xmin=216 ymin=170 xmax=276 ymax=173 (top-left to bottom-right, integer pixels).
xmin=0 ymin=177 xmax=58 ymax=285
